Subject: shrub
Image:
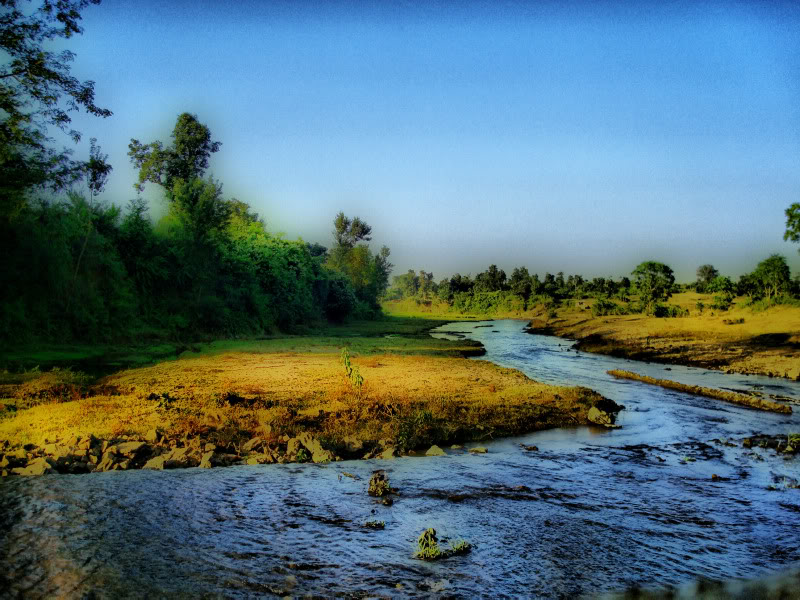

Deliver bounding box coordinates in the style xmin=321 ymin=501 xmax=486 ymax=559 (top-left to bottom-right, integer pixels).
xmin=653 ymin=304 xmax=688 ymax=318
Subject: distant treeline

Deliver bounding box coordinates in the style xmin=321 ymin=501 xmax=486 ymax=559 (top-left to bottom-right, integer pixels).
xmin=0 ymin=114 xmax=391 ymax=343
xmin=386 ymin=257 xmax=800 ymax=317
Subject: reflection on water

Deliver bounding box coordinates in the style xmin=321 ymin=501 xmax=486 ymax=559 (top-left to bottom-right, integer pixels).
xmin=1 ymin=320 xmax=799 ymax=598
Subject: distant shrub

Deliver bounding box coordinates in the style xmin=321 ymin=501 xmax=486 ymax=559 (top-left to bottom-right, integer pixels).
xmin=711 ymin=292 xmax=734 ymax=311
xmin=591 ymin=298 xmax=627 ymax=317
xmin=695 ymin=300 xmax=705 ymax=314
xmin=653 ymin=304 xmax=688 ymax=318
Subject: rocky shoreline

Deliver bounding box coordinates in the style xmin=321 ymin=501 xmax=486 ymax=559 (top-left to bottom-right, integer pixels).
xmin=0 ymin=396 xmax=625 ymax=478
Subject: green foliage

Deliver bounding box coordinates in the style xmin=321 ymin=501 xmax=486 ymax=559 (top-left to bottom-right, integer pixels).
xmin=394 ymin=408 xmax=436 ymax=451
xmin=414 ymin=528 xmax=472 ymax=560
xmin=0 ymin=0 xmax=111 ymax=220
xmin=591 ymin=297 xmax=626 ymax=317
xmin=340 ymin=347 xmax=364 ymax=390
xmin=128 ymin=112 xmax=221 ymax=192
xmin=785 ymin=203 xmax=800 ymax=250
xmin=751 ymin=254 xmax=791 ymax=301
xmin=695 ymin=300 xmax=705 ymax=314
xmin=695 ymin=264 xmax=719 ymax=292
xmin=632 ymin=261 xmax=675 ymax=313
xmin=652 ymin=304 xmax=688 ymax=318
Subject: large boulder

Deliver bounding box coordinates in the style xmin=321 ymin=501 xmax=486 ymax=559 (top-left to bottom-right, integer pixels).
xmin=297 ymin=432 xmax=334 ymax=463
xmin=425 ymin=445 xmax=446 ymax=457
xmin=588 ymin=406 xmax=619 ymax=428
xmin=12 ymin=457 xmax=54 ymax=476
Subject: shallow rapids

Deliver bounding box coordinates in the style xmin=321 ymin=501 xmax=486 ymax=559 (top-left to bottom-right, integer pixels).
xmin=1 ymin=320 xmax=799 ymax=598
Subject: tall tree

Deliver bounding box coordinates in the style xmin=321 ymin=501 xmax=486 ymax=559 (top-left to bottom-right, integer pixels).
xmin=786 ymin=203 xmax=800 ymax=251
xmin=632 ymin=261 xmax=675 ymax=312
xmin=0 ymin=0 xmax=111 ymax=220
xmin=751 ymin=254 xmax=790 ymax=301
xmin=128 ymin=112 xmax=221 ymax=192
xmin=696 ymin=264 xmax=719 ymax=291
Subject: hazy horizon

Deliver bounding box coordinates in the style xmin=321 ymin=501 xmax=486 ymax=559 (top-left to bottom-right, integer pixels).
xmin=57 ymin=0 xmax=800 ymax=281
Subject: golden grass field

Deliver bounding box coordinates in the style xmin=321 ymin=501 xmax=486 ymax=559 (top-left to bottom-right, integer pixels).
xmin=0 ymin=332 xmax=606 ymax=456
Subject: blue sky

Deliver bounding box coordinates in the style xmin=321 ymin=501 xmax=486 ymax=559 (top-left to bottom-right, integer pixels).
xmin=61 ymin=0 xmax=800 ymax=281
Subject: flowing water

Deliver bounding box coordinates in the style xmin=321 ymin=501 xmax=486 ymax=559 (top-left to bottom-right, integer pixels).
xmin=1 ymin=320 xmax=799 ymax=599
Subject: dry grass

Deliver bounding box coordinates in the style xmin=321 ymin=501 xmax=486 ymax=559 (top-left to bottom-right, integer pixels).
xmin=533 ymin=293 xmax=800 ymax=379
xmin=0 ymin=351 xmax=603 ymax=450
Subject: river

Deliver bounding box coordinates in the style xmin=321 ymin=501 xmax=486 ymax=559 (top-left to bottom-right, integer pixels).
xmin=1 ymin=320 xmax=799 ymax=598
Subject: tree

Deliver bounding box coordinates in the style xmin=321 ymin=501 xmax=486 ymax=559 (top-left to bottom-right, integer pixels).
xmin=786 ymin=203 xmax=800 ymax=251
xmin=631 ymin=261 xmax=675 ymax=312
xmin=696 ymin=264 xmax=718 ymax=292
xmin=1 ymin=0 xmax=111 ymax=219
xmin=509 ymin=267 xmax=532 ymax=303
xmin=332 ymin=211 xmax=372 ymax=248
xmin=128 ymin=112 xmax=221 ymax=192
xmin=751 ymin=254 xmax=790 ymax=301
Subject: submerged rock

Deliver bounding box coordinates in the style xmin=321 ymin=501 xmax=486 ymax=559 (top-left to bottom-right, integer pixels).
xmin=469 ymin=447 xmax=488 ymax=454
xmin=426 ymin=445 xmax=446 ymax=457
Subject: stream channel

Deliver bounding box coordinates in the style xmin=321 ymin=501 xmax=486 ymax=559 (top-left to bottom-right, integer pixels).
xmin=1 ymin=319 xmax=799 ymax=598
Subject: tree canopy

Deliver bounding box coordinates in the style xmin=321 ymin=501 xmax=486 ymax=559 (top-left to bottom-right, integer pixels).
xmin=631 ymin=261 xmax=675 ymax=312
xmin=0 ymin=0 xmax=111 ymax=219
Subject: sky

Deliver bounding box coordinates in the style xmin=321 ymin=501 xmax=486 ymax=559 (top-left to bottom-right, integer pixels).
xmin=58 ymin=0 xmax=800 ymax=282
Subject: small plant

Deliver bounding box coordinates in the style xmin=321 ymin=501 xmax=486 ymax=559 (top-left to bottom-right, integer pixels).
xmin=695 ymin=300 xmax=705 ymax=314
xmin=415 ymin=528 xmax=443 ymax=559
xmin=679 ymin=455 xmax=696 ymax=463
xmin=296 ymin=448 xmax=310 ymax=463
xmin=364 ymin=520 xmax=385 ymax=529
xmin=414 ymin=528 xmax=472 ymax=560
xmin=449 ymin=539 xmax=473 ymax=555
xmin=340 ymin=347 xmax=364 ymax=390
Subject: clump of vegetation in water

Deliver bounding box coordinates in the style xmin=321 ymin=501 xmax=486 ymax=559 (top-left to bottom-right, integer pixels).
xmin=364 ymin=520 xmax=385 ymax=529
xmin=368 ymin=470 xmax=393 ymax=497
xmin=414 ymin=528 xmax=472 ymax=560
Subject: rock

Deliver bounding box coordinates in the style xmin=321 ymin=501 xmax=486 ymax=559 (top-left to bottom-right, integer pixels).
xmin=242 ymin=437 xmax=263 ymax=453
xmin=425 ymin=445 xmax=446 ymax=457
xmin=469 ymin=447 xmax=488 ymax=454
xmin=297 ymin=432 xmax=334 ymax=463
xmin=378 ymin=447 xmax=396 ymax=460
xmin=112 ymin=441 xmax=147 ymax=458
xmin=0 ymin=455 xmax=8 ymax=469
xmin=164 ymin=446 xmax=197 ymax=468
xmin=521 ymin=445 xmax=539 ymax=452
xmin=587 ymin=406 xmax=620 ymax=428
xmin=204 ymin=443 xmax=216 ymax=452
xmin=199 ymin=451 xmax=214 ymax=469
xmin=450 ymin=444 xmax=463 ymax=450
xmin=343 ymin=435 xmax=364 ymax=454
xmin=742 ymin=438 xmax=752 ymax=448
xmin=11 ymin=448 xmax=26 ymax=461
xmin=245 ymin=456 xmax=261 ymax=466
xmin=95 ymin=453 xmax=116 ymax=472
xmin=143 ymin=455 xmax=167 ymax=470
xmin=12 ymin=457 xmax=54 ymax=476
xmin=286 ymin=438 xmax=301 ymax=456
xmin=144 ymin=428 xmax=160 ymax=444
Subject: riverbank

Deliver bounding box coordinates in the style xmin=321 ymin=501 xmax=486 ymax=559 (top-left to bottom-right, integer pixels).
xmin=0 ymin=318 xmax=620 ymax=476
xmin=527 ymin=293 xmax=800 ymax=380
xmin=382 ymin=294 xmax=800 ymax=380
